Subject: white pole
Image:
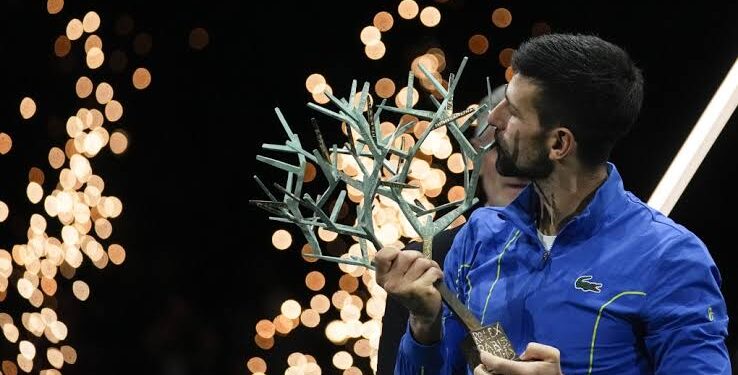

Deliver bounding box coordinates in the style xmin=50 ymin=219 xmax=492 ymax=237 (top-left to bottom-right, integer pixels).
xmin=648 ymin=57 xmax=738 ymax=215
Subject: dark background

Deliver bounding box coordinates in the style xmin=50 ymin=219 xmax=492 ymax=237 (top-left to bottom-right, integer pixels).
xmin=1 ymin=1 xmax=736 ymax=374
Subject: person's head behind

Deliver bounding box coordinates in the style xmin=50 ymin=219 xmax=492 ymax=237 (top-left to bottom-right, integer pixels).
xmin=508 ymin=33 xmax=644 ymax=168
xmin=472 ymin=86 xmax=529 ymax=207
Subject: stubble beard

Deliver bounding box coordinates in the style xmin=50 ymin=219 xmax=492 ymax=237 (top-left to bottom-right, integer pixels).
xmin=495 ymin=138 xmax=553 ymax=179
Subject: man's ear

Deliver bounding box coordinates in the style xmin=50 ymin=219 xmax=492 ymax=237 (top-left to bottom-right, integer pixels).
xmin=549 ymin=127 xmax=575 ymax=161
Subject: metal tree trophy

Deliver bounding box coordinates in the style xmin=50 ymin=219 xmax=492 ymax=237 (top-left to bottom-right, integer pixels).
xmin=251 ymin=58 xmax=517 ymax=368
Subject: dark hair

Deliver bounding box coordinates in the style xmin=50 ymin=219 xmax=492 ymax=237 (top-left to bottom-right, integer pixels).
xmin=511 ymin=33 xmax=644 ymax=166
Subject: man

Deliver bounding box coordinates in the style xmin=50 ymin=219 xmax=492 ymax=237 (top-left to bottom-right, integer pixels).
xmin=376 ymin=89 xmax=529 ymax=374
xmin=375 ymin=33 xmax=729 ymax=374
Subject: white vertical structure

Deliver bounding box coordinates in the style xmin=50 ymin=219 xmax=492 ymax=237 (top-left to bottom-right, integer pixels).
xmin=648 ymin=58 xmax=738 ymax=215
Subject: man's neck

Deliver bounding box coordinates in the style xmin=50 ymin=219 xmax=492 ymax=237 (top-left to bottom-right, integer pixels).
xmin=533 ymin=163 xmax=608 ymax=235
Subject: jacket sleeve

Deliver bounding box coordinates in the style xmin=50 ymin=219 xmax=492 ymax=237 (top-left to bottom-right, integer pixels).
xmin=394 ymin=223 xmax=473 ymax=374
xmin=642 ymin=234 xmax=730 ymax=374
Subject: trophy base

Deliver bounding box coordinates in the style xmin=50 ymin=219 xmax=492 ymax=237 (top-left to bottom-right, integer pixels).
xmin=461 ymin=322 xmax=518 ymax=370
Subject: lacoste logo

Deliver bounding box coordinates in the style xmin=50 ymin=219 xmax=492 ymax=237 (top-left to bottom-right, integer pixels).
xmin=575 ymin=275 xmax=602 ymax=293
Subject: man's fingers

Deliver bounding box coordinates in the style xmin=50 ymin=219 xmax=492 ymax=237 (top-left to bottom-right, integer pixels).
xmin=519 ymin=342 xmax=560 ymax=362
xmin=417 ymin=265 xmax=444 ymax=286
xmin=473 ymin=364 xmax=495 ymax=375
xmin=374 ymin=246 xmax=400 ymax=281
xmin=479 ymin=351 xmax=520 ymax=375
xmin=403 ymin=257 xmax=435 ymax=281
xmin=479 ymin=345 xmax=562 ymax=375
xmin=376 ymin=247 xmax=435 ymax=295
xmin=392 ymin=249 xmax=424 ymax=276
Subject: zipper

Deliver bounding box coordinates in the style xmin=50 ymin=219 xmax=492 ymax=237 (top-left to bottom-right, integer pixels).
xmin=538 ymin=248 xmax=551 ymax=269
xmin=536 ymin=232 xmax=553 ymax=268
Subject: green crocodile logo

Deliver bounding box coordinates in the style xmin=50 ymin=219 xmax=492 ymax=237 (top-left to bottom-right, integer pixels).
xmin=575 ymin=275 xmax=603 ymax=293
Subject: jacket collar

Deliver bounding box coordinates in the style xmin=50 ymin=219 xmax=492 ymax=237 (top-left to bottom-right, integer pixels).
xmin=495 ymin=163 xmax=626 ymax=245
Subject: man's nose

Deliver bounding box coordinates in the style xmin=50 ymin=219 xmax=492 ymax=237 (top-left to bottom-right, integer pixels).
xmin=488 ymin=101 xmax=506 ymax=131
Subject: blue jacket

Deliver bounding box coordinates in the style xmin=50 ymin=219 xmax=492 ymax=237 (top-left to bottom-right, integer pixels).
xmin=395 ymin=164 xmax=729 ymax=374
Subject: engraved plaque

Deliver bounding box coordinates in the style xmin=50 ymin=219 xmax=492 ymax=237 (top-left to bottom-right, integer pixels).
xmin=461 ymin=322 xmax=518 ymax=370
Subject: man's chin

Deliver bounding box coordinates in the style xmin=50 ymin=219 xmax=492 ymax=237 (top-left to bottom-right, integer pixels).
xmin=495 ymin=161 xmax=524 ymax=178
xmin=503 ymin=181 xmax=529 ymax=190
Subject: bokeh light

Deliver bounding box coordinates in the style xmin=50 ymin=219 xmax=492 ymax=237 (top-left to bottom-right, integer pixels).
xmin=333 ymin=351 xmax=354 ymax=370
xmin=419 ymin=6 xmax=441 ymax=27
xmin=54 ymin=36 xmax=71 ymax=57
xmin=0 ymin=202 xmax=8 ymax=222
xmin=272 ymin=229 xmax=292 ymax=250
xmin=395 ymin=87 xmax=420 ymax=108
xmin=491 ymin=8 xmax=512 ymax=28
xmin=505 ymin=66 xmax=514 ymax=82
xmin=76 ymin=76 xmax=94 ymax=98
xmin=84 ymin=34 xmax=102 ymax=53
xmin=499 ymin=48 xmax=514 ymax=68
xmin=72 ymin=280 xmax=90 ymax=301
xmin=20 ymin=97 xmax=37 ymax=119
xmin=132 ymin=67 xmax=152 ymax=90
xmin=281 ymin=300 xmax=302 ymax=320
xmin=28 ymin=167 xmax=45 ymax=185
xmin=398 ymin=0 xmax=419 ymax=20
xmin=109 ymin=131 xmax=129 ymax=154
xmin=310 ymin=294 xmax=330 ymax=314
xmin=300 ymin=309 xmax=320 ymax=328
xmin=0 ymin=133 xmax=12 ymax=155
xmin=359 ymin=26 xmax=381 ymax=46
xmin=26 ymin=182 xmax=43 ymax=204
xmin=312 ymin=84 xmax=333 ymax=104
xmin=95 ymin=82 xmax=114 ymax=104
xmin=189 ymin=27 xmax=209 ymax=50
xmin=47 ymin=0 xmax=64 ymax=14
xmin=374 ymin=78 xmax=396 ymax=99
xmin=305 ymin=271 xmax=325 ymax=291
xmin=48 ymin=147 xmax=66 ymax=169
xmin=66 ymin=19 xmax=83 ymax=41
xmin=255 ymin=319 xmax=275 ymax=339
xmin=3 ymin=15 xmax=133 ymax=358
xmin=86 ymin=47 xmax=105 ymax=69
xmin=373 ymin=11 xmax=394 ymax=32
xmin=365 ymin=41 xmax=386 ymax=60
xmin=105 ymin=100 xmax=123 ymax=122
xmin=82 ymin=11 xmax=101 ymax=33
xmin=247 ymin=357 xmax=267 ymax=373
xmin=468 ymin=34 xmax=489 ymax=55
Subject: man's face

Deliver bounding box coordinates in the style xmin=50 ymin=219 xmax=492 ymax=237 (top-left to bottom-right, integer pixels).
xmin=488 ymin=74 xmax=553 ymax=179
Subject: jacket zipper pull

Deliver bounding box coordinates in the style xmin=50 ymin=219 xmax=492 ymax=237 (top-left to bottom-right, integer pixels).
xmin=540 ymin=249 xmax=551 ymax=268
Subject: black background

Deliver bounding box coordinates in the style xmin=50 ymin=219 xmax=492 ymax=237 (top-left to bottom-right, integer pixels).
xmin=1 ymin=1 xmax=737 ymax=374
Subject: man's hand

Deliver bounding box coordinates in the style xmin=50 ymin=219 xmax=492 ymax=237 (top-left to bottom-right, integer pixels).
xmin=474 ymin=343 xmax=563 ymax=375
xmin=374 ymin=246 xmax=444 ymax=344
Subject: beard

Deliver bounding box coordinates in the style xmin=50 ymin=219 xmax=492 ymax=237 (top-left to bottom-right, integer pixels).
xmin=495 ymin=136 xmax=553 ymax=179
